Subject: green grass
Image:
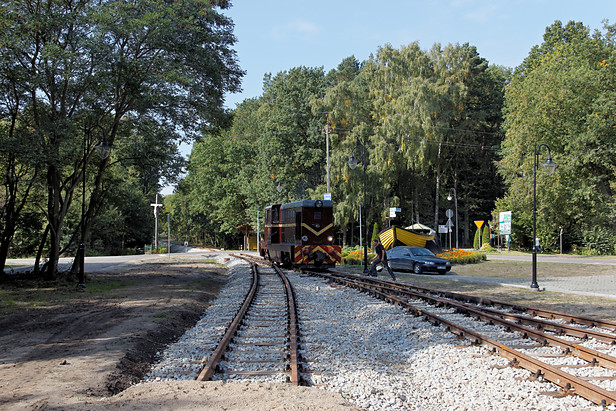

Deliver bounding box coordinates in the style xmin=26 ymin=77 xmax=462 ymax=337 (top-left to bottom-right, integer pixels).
xmin=190 ymin=278 xmax=220 ymax=287
xmin=85 ymin=280 xmax=132 ymax=293
xmin=3 ymin=298 xmax=16 ymax=306
xmin=451 ymin=259 xmax=616 ymax=278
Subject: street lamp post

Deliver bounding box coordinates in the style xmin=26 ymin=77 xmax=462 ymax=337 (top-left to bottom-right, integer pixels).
xmin=447 ymin=188 xmax=458 ymax=249
xmin=348 ymin=139 xmax=369 ymax=274
xmin=531 ymin=142 xmax=557 ymax=290
xmin=78 ymin=128 xmax=112 ymax=288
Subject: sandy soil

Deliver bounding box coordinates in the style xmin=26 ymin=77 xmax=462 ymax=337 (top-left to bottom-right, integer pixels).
xmin=0 ymin=256 xmax=355 ymax=410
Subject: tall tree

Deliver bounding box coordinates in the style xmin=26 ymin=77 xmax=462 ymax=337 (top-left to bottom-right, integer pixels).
xmin=255 ymin=67 xmax=326 ymax=201
xmin=497 ymin=20 xmax=616 ymax=251
xmin=0 ymin=0 xmax=243 ymax=277
xmin=317 ymin=56 xmax=373 ymax=246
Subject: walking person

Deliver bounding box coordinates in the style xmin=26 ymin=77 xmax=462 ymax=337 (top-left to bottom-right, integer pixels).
xmin=535 ymin=237 xmax=543 ymax=253
xmin=369 ymin=239 xmax=396 ymax=281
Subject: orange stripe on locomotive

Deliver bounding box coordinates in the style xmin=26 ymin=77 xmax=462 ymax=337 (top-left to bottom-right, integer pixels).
xmin=294 ymin=245 xmax=342 ymax=265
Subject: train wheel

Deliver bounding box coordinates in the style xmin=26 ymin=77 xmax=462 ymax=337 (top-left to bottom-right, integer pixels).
xmin=282 ymin=254 xmax=292 ymax=269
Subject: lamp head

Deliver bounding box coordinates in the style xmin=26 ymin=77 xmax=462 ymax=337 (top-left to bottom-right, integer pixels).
xmin=348 ymin=154 xmax=358 ymax=170
xmin=94 ymin=138 xmax=112 ymax=160
xmin=541 ymin=155 xmax=557 ymax=175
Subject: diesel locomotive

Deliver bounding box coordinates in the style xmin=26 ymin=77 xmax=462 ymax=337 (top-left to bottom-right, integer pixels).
xmin=260 ymin=199 xmax=341 ymax=268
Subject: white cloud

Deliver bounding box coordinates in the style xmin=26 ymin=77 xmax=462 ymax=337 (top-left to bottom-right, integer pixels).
xmin=448 ymin=0 xmax=510 ymax=23
xmin=270 ymin=20 xmax=321 ymax=41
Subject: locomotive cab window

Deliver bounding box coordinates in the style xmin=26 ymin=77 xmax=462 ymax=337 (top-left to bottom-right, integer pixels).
xmin=270 ymin=207 xmax=280 ymax=243
xmin=272 ymin=209 xmax=279 ymax=224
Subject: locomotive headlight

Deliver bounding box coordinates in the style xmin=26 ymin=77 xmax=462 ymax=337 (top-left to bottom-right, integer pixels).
xmin=301 ymin=235 xmax=308 ymax=242
xmin=327 ymin=236 xmax=334 ymax=242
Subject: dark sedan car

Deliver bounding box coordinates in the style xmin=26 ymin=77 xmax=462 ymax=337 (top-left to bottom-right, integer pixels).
xmin=386 ymin=246 xmax=451 ymax=274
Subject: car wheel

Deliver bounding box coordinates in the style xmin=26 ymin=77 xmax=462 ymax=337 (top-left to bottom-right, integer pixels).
xmin=413 ymin=263 xmax=422 ymax=274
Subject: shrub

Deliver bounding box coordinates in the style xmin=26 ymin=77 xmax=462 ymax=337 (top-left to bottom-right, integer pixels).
xmin=436 ymin=248 xmax=486 ymax=264
xmin=371 ymin=222 xmax=380 ymax=243
xmin=482 ymin=225 xmax=490 ymax=246
xmin=341 ymin=247 xmax=374 ymax=265
xmin=473 ymin=228 xmax=480 ymax=249
xmin=581 ymin=226 xmax=616 ymax=255
xmin=480 ymin=243 xmax=496 ymax=252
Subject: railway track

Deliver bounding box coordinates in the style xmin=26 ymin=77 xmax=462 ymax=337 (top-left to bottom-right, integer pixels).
xmin=197 ymin=261 xmax=300 ymax=384
xmin=307 ymin=269 xmax=616 ymax=407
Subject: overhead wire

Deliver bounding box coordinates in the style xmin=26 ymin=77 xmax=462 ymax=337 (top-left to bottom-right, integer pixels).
xmin=199 ymin=126 xmax=503 ymax=152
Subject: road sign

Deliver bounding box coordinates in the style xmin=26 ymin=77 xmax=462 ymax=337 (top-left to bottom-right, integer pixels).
xmin=474 ymin=220 xmax=484 ymax=230
xmin=323 ymin=192 xmax=331 ymax=201
xmin=499 ymin=211 xmax=512 ymax=235
xmin=438 ymin=225 xmax=448 ymax=233
xmin=446 ymin=209 xmax=453 ymax=218
xmin=445 ymin=219 xmax=453 ymax=228
xmin=389 ymin=207 xmax=401 ymax=217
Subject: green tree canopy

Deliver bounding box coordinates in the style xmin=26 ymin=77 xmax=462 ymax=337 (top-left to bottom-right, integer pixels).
xmin=497 ymin=20 xmax=616 ymax=252
xmin=0 ymin=0 xmax=243 ymax=276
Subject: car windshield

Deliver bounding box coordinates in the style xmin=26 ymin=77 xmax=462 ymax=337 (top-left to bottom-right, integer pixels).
xmin=410 ymin=248 xmax=434 ymax=257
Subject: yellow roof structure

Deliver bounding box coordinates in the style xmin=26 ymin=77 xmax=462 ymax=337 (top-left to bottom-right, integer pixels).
xmin=378 ymin=225 xmax=435 ymax=250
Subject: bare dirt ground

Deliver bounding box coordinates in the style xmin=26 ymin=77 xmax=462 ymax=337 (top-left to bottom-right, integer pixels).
xmin=2 ymin=253 xmax=615 ymax=410
xmin=0 ymin=255 xmax=354 ymax=411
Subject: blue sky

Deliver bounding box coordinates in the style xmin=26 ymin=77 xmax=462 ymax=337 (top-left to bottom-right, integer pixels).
xmin=164 ymin=0 xmax=614 ymax=194
xmin=223 ymin=0 xmax=615 ymax=108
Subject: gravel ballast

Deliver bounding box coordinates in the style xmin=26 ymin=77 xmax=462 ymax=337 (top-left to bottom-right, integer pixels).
xmin=144 ymin=259 xmax=614 ymax=410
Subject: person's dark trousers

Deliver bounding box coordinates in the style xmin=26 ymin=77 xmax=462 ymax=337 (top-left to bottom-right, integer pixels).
xmin=370 ymin=257 xmax=396 ymax=281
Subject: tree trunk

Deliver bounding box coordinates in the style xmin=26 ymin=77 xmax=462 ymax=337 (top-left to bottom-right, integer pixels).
xmin=34 ymin=225 xmax=50 ymax=274
xmin=463 ymin=195 xmax=469 ymax=249
xmin=433 ymin=142 xmax=442 ymax=232
xmin=414 ymin=186 xmax=420 ymax=224
xmin=0 ymin=211 xmax=17 ymax=275
xmin=45 ymin=165 xmax=64 ymax=280
xmin=0 ymin=151 xmax=38 ymax=275
xmin=0 ymin=177 xmax=17 ymax=275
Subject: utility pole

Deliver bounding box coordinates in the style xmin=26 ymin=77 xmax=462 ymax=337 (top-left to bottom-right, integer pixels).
xmin=325 ymin=113 xmax=331 ymax=193
xmin=151 ymin=194 xmax=163 ymax=253
xmin=167 ymin=213 xmax=171 ymax=257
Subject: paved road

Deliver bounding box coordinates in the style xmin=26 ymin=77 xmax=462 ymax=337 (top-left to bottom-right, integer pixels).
xmin=5 ymin=254 xmax=165 ymax=273
xmin=6 ymin=249 xmax=615 ymax=300
xmin=238 ymin=251 xmax=616 ymax=300
xmin=487 ymin=253 xmax=616 ymax=265
xmin=3 ymin=246 xmax=210 ymax=274
xmin=444 ymin=253 xmax=616 ymax=300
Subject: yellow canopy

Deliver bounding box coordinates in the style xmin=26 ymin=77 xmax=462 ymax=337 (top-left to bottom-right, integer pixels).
xmin=378 ymin=225 xmax=435 ymax=250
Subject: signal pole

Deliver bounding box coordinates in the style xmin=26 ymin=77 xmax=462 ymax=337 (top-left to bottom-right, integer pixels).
xmin=151 ymin=194 xmax=163 ymax=253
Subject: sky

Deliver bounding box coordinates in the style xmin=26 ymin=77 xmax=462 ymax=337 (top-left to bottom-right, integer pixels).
xmin=164 ymin=0 xmax=615 ymax=194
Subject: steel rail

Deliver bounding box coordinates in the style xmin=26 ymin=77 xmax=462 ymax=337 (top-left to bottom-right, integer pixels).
xmin=272 ymin=264 xmax=301 ymax=385
xmin=307 ymin=270 xmax=616 ymax=406
xmin=381 ymin=279 xmax=616 ymax=332
xmin=196 ymin=263 xmax=259 ymax=381
xmin=332 ymin=274 xmax=616 ymax=369
xmin=327 ymin=270 xmax=616 ymax=343
xmin=224 ymin=253 xmax=301 ymax=384
xmin=415 ymin=292 xmax=616 ymax=370
xmin=470 ymin=304 xmax=616 ymax=345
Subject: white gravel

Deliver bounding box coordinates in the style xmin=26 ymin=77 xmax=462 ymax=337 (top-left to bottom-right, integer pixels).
xmin=143 ymin=259 xmax=615 ymax=410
